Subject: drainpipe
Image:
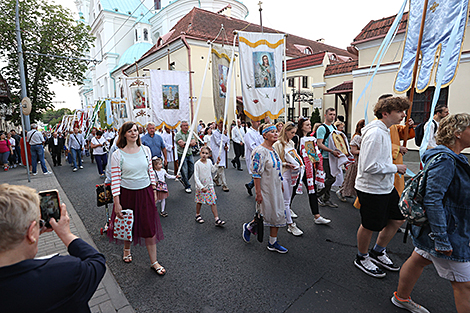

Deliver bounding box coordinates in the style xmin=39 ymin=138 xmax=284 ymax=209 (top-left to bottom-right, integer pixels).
xmin=181 ymin=35 xmax=194 ymax=122
xmin=110 ymin=74 xmax=116 ymax=98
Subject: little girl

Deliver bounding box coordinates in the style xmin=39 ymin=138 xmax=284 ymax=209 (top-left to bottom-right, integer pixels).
xmin=152 ymin=157 xmax=176 ymax=217
xmin=194 ymin=146 xmax=225 ymax=226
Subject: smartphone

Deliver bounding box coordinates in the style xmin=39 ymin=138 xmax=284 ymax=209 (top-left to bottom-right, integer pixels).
xmin=39 ymin=189 xmax=61 ymax=228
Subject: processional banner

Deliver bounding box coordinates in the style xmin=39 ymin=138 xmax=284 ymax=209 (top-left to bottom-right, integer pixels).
xmin=394 ymin=0 xmax=469 ymax=93
xmin=211 ymin=44 xmax=232 ymax=123
xmin=111 ymin=99 xmax=128 ymax=130
xmin=150 ymin=69 xmax=190 ymax=129
xmin=122 ymin=77 xmax=151 ymax=127
xmin=238 ymin=31 xmax=285 ymax=121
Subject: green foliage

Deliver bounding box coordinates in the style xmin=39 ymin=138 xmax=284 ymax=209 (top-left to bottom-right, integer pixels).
xmin=41 ymin=108 xmax=73 ymax=126
xmin=0 ymin=0 xmax=94 ymax=124
xmin=311 ymin=107 xmax=321 ymax=125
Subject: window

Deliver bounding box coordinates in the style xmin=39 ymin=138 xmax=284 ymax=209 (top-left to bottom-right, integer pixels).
xmin=143 ymin=28 xmax=148 ymax=41
xmin=407 ymin=86 xmax=448 ymax=124
xmin=304 ymin=47 xmax=312 ymax=55
xmin=154 ymin=0 xmax=161 ymax=10
xmin=288 ymin=108 xmax=294 ymax=122
xmin=302 ymin=76 xmax=308 ymax=89
xmin=288 ymin=78 xmax=294 ymax=87
xmin=302 ymin=108 xmax=309 ymax=118
xmin=135 ymin=29 xmax=138 ymax=42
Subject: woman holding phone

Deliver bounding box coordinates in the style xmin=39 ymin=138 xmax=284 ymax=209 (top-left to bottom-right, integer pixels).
xmin=0 ymin=184 xmax=106 ymax=312
xmin=108 ymin=121 xmax=165 ymax=275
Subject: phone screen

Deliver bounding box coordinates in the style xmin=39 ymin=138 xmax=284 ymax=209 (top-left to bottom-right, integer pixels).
xmin=39 ymin=190 xmax=60 ymax=228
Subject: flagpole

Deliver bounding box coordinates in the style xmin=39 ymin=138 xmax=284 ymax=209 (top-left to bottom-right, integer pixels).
xmin=404 ymin=0 xmax=429 ymax=147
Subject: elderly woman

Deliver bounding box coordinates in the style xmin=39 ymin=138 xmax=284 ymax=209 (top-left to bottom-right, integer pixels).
xmin=108 ymin=121 xmax=165 ymax=275
xmin=242 ymin=123 xmax=288 ymax=253
xmin=392 ymin=113 xmax=470 ymax=313
xmin=90 ymin=130 xmax=108 ymax=178
xmin=0 ymin=184 xmax=106 ymax=312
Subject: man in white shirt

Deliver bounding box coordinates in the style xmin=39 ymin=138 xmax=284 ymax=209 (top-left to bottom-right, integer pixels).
xmin=231 ymin=120 xmax=245 ymax=171
xmin=210 ymin=121 xmax=230 ymax=192
xmin=243 ymin=120 xmax=263 ymax=196
xmin=354 ymin=96 xmax=409 ymax=278
xmin=426 ymin=104 xmax=449 ymax=149
xmin=26 ymin=124 xmax=51 ymax=175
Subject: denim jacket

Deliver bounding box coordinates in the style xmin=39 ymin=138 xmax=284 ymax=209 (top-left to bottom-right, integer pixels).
xmin=412 ymin=145 xmax=470 ymax=262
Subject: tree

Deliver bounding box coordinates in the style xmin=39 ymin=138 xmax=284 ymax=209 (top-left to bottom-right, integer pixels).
xmin=311 ymin=107 xmax=321 ymax=126
xmin=0 ymin=0 xmax=94 ymax=125
xmin=41 ymin=108 xmax=73 ymax=126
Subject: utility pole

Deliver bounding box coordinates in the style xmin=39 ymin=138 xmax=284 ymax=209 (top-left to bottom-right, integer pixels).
xmin=258 ymin=1 xmax=263 ymax=32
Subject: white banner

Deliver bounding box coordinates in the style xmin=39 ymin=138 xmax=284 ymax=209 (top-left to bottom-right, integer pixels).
xmin=122 ymin=77 xmax=151 ymax=127
xmin=150 ymin=70 xmax=190 ymax=129
xmin=238 ymin=31 xmax=285 ymax=121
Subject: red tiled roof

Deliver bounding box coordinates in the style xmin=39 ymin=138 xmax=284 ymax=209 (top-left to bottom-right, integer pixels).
xmin=324 ymin=60 xmax=358 ymax=76
xmin=325 ymin=81 xmax=353 ymax=94
xmin=285 ymin=51 xmax=325 ymax=71
xmin=352 ymin=12 xmax=409 ymax=44
xmin=138 ymin=7 xmax=355 ymax=63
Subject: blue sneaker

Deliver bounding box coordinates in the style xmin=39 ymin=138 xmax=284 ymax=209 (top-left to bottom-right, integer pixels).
xmin=242 ymin=223 xmax=251 ymax=243
xmin=267 ymin=241 xmax=288 ymax=254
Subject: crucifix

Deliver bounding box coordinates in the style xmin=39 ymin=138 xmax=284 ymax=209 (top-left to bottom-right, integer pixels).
xmin=258 ymin=1 xmax=263 ymax=32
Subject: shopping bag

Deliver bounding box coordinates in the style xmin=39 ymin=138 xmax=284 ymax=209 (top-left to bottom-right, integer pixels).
xmin=113 ymin=209 xmax=133 ymax=241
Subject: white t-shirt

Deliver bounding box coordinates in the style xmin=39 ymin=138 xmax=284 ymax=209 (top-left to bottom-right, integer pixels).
xmin=91 ymin=137 xmax=107 ymax=155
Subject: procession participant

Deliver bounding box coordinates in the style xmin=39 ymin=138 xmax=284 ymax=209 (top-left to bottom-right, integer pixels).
xmin=26 ymin=124 xmax=51 ymax=175
xmin=47 ymin=132 xmax=65 ymax=167
xmin=0 ymin=184 xmax=106 ymax=312
xmin=354 ymin=96 xmax=409 ymax=278
xmin=210 ymin=121 xmax=230 ymax=192
xmin=86 ymin=128 xmax=97 ymax=164
xmin=10 ymin=130 xmax=22 ymax=166
xmin=316 ymin=108 xmax=341 ymax=208
xmin=7 ymin=132 xmax=16 ymax=168
xmin=109 ymin=121 xmax=165 ymax=275
xmin=273 ymin=122 xmax=303 ymax=236
xmin=203 ymin=127 xmax=212 ymax=147
xmin=275 ymin=122 xmax=284 ymax=133
xmin=175 ymin=120 xmax=197 ymax=193
xmin=291 ymin=117 xmax=331 ymax=225
xmin=392 ymin=113 xmax=470 ymax=313
xmin=69 ymin=127 xmax=85 ymax=172
xmin=141 ymin=122 xmax=167 ymax=168
xmin=197 ymin=120 xmax=205 ymax=134
xmin=242 ymin=124 xmax=288 ymax=253
xmin=231 ymin=120 xmax=245 ymax=171
xmin=244 ymin=120 xmax=263 ymax=196
xmin=161 ymin=126 xmax=177 ymax=171
xmin=0 ymin=132 xmax=12 ymax=171
xmin=90 ymin=131 xmax=108 ymax=178
xmin=424 ymin=104 xmax=449 ymax=149
xmin=152 ymin=157 xmax=176 ymax=218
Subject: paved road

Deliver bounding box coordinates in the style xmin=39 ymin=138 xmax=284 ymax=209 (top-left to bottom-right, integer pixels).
xmin=47 ymin=152 xmax=455 ymax=313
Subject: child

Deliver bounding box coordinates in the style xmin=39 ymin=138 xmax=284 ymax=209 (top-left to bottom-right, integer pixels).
xmin=194 ymin=146 xmax=225 ymax=226
xmin=152 ymin=157 xmax=176 ymax=217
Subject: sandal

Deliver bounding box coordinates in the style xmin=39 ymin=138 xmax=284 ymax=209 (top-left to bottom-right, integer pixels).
xmin=195 ymin=215 xmax=204 ymax=224
xmin=123 ymin=249 xmax=132 ymax=263
xmin=160 ymin=211 xmax=168 ymax=217
xmin=215 ymin=218 xmax=226 ymax=227
xmin=150 ymin=261 xmax=166 ymax=276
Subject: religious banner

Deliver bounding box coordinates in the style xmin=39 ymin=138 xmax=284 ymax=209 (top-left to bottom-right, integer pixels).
xmin=150 ymin=69 xmax=190 ymax=129
xmin=122 ymin=77 xmax=151 ymax=127
xmin=394 ymin=0 xmax=469 ymax=93
xmin=211 ymin=44 xmax=232 ymax=123
xmin=238 ymin=31 xmax=285 ymax=121
xmin=106 ymin=99 xmax=113 ymax=126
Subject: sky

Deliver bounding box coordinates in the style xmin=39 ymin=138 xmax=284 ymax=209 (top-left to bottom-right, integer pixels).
xmin=52 ymin=0 xmax=406 ymax=110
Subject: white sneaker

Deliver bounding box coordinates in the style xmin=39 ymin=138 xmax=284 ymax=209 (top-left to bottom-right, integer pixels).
xmin=391 ymin=292 xmax=430 ymax=313
xmin=44 ymin=171 xmax=52 ymax=175
xmin=290 ymin=209 xmax=298 ymax=218
xmin=287 ymin=223 xmax=303 ymax=236
xmin=314 ymin=216 xmax=331 ymax=225
xmin=185 ymin=188 xmax=192 ymax=193
xmin=79 ymin=165 xmax=84 ymax=169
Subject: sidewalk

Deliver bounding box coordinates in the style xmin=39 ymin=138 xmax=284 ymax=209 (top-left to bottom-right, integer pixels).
xmin=1 ymin=159 xmax=134 ymax=313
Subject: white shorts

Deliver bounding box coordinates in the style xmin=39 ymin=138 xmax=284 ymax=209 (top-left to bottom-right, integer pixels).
xmin=415 ymin=247 xmax=470 ymax=282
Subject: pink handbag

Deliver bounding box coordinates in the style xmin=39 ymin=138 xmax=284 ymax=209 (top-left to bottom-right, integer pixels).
xmin=113 ymin=209 xmax=133 ymax=241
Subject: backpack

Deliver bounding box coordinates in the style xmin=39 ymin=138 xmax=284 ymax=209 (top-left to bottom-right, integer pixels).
xmin=414 ymin=119 xmax=437 ymax=146
xmin=315 ymin=124 xmax=336 ymax=152
xmin=399 ymin=152 xmax=454 ymax=242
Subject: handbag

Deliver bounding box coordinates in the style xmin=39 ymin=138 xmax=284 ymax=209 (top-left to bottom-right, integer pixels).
xmin=113 ymin=209 xmax=133 ymax=241
xmin=156 ymin=180 xmax=168 ymax=192
xmin=251 ymin=203 xmax=264 ymax=243
xmin=96 ymin=183 xmax=113 ymax=207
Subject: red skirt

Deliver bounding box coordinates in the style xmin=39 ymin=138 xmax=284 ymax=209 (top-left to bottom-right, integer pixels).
xmin=108 ymin=185 xmax=164 ymax=246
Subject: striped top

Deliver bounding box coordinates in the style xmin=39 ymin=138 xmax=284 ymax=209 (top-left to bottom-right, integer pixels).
xmin=111 ymin=145 xmax=156 ymax=196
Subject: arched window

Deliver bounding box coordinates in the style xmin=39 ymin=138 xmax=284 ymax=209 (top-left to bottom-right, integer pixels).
xmin=303 ymin=47 xmax=312 ymax=55
xmin=143 ymin=28 xmax=148 ymax=41
xmin=135 ymin=29 xmax=138 ymax=42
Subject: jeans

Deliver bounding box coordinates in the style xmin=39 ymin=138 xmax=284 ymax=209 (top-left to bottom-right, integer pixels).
xmin=30 ymin=145 xmax=48 ymax=174
xmin=0 ymin=151 xmax=10 ymax=165
xmin=14 ymin=145 xmax=21 ymax=164
xmin=178 ymin=154 xmax=194 ymax=189
xmin=71 ymin=148 xmax=83 ymax=169
xmin=94 ymin=154 xmax=107 ymax=175
xmin=247 ymin=178 xmax=254 ymax=189
xmin=232 ymin=142 xmax=243 ymax=169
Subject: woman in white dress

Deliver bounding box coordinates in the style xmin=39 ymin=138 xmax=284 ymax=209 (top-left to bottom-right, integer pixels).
xmin=241 ymin=123 xmax=288 ymax=253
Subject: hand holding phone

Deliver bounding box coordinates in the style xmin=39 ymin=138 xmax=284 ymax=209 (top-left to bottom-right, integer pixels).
xmin=39 ymin=189 xmax=61 ymax=228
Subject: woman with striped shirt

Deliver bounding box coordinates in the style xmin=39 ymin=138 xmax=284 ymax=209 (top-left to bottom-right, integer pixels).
xmin=108 ymin=121 xmax=165 ymax=275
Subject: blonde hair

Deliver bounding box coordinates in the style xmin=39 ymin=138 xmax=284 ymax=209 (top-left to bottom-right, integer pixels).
xmin=0 ymin=184 xmax=40 ymax=252
xmin=278 ymin=122 xmax=297 ymax=146
xmin=334 ymin=121 xmax=345 ymax=128
xmin=436 ymin=113 xmax=470 ymax=147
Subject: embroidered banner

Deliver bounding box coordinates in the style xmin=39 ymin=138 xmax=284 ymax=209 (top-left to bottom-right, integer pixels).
xmin=122 ymin=77 xmax=151 ymax=127
xmin=150 ymin=70 xmax=190 ymax=129
xmin=211 ymin=44 xmax=232 ymax=123
xmin=394 ymin=0 xmax=469 ymax=93
xmin=238 ymin=31 xmax=285 ymax=120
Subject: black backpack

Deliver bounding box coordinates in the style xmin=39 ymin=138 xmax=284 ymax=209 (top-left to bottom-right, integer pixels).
xmin=414 ymin=119 xmax=437 ymax=146
xmin=314 ymin=124 xmax=336 ymax=152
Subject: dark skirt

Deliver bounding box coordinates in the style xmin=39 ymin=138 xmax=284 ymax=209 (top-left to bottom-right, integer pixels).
xmin=108 ymin=185 xmax=164 ymax=246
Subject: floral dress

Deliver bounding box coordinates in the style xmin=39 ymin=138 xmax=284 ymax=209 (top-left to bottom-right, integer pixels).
xmin=251 ymin=145 xmax=286 ymax=227
xmin=342 ymin=134 xmax=362 ymax=197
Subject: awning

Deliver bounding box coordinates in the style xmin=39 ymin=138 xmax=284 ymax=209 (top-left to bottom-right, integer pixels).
xmin=325 ymin=81 xmax=353 ymax=95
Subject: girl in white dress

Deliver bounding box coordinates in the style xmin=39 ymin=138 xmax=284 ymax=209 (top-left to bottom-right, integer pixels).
xmin=152 ymin=157 xmax=176 ymax=217
xmin=194 ymin=146 xmax=225 ymax=226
